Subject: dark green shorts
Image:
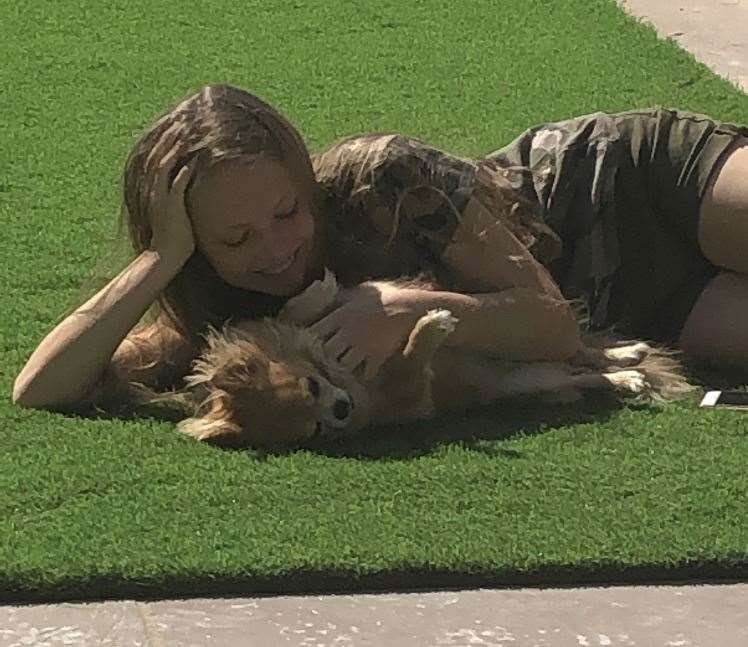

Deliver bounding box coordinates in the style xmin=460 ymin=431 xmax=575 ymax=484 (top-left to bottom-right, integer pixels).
xmin=484 ymin=107 xmax=748 ymax=343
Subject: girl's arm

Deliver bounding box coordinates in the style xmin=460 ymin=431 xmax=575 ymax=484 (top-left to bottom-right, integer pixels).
xmin=312 ymin=136 xmax=581 ymax=373
xmin=438 ymin=167 xmax=566 ymax=299
xmin=429 ymin=184 xmax=581 ymax=359
xmin=394 ymin=286 xmax=581 ymax=362
xmin=311 ymin=175 xmax=582 ymax=375
xmin=12 ymin=249 xmax=191 ymax=410
xmin=309 ymin=280 xmax=581 ymax=381
xmin=14 ymin=139 xmax=201 ymax=412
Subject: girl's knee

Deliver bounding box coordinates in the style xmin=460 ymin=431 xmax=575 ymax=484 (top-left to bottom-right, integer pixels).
xmin=678 ymin=271 xmax=748 ymax=368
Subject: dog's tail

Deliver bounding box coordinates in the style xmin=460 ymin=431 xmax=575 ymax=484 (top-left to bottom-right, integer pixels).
xmin=628 ymin=346 xmax=697 ymax=402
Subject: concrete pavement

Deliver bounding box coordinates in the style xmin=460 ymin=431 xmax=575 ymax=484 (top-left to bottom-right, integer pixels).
xmin=619 ymin=0 xmax=748 ymax=93
xmin=3 ymin=583 xmax=748 ymax=646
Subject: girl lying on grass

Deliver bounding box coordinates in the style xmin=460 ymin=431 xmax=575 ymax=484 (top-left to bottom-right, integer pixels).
xmin=13 ymin=84 xmax=748 ymax=415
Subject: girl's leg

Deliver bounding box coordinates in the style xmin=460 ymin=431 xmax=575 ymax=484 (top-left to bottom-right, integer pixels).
xmin=678 ymin=271 xmax=748 ymax=370
xmin=679 ymin=138 xmax=748 ymax=368
xmin=697 ymin=138 xmax=748 ymax=273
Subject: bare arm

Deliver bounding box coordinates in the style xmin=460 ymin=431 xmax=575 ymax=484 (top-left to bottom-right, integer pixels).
xmin=309 ymin=279 xmax=582 ymax=382
xmin=309 ymin=191 xmax=581 ymax=375
xmin=433 ymin=191 xmax=581 ymax=358
xmin=13 ymin=126 xmax=202 ymax=411
xmin=12 ymin=249 xmax=189 ymax=410
xmin=396 ymin=286 xmax=580 ymax=361
xmin=441 ymin=189 xmax=565 ymax=298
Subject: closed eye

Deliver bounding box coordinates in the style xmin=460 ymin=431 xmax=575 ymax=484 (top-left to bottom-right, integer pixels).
xmin=226 ymin=232 xmax=249 ymax=248
xmin=305 ymin=376 xmax=320 ymax=399
xmin=224 ymin=201 xmax=298 ymax=248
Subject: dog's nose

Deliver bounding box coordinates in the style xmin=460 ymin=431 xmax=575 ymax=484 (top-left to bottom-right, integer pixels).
xmin=332 ymin=397 xmax=351 ymax=421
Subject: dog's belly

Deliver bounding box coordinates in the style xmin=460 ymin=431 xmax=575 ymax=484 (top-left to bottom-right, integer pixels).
xmin=429 ymin=347 xmax=526 ymax=409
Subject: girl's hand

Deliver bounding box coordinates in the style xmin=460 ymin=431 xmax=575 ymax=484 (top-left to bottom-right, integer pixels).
xmin=146 ymin=124 xmax=200 ymax=266
xmin=308 ymin=283 xmax=428 ymax=380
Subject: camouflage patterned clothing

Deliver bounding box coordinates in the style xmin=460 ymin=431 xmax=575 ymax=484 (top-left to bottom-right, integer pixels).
xmin=313 ymin=108 xmax=748 ymax=342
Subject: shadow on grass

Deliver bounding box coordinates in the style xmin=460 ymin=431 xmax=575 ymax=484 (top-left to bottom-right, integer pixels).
xmin=69 ymin=390 xmax=677 ymax=461
xmin=282 ymin=357 xmax=748 ymax=461
xmin=4 ymin=557 xmax=747 ymax=605
xmin=59 ymin=344 xmax=748 ymax=461
xmin=296 ymin=394 xmax=633 ymax=461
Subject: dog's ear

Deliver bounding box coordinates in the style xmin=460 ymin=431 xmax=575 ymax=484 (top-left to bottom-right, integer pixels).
xmin=208 ymin=356 xmax=263 ymax=392
xmin=177 ymin=389 xmax=248 ymax=448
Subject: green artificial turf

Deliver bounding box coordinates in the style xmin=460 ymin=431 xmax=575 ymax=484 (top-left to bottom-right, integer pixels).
xmin=2 ymin=0 xmax=747 ymax=602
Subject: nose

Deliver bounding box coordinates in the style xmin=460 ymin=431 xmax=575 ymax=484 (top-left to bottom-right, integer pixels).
xmin=332 ymin=397 xmax=351 ymax=421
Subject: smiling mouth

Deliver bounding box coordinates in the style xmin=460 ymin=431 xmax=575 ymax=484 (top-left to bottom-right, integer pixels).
xmin=256 ymin=247 xmax=299 ymax=275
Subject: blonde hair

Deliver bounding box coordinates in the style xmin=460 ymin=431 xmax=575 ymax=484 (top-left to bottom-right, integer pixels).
xmin=68 ymin=84 xmax=324 ymax=401
xmin=311 ymin=132 xmax=562 ymax=285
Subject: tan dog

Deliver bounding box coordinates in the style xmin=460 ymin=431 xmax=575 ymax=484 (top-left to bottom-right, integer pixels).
xmin=171 ymin=302 xmax=459 ymax=447
xmin=138 ymin=270 xmax=694 ymax=449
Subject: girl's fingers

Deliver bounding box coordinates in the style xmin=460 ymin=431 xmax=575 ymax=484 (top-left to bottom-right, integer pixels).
xmin=146 ymin=129 xmax=183 ymax=203
xmin=323 ymin=330 xmax=351 ymax=362
xmin=171 ymin=153 xmax=200 ymax=195
xmin=145 ymin=123 xmax=181 ymax=174
xmin=339 ymin=346 xmax=366 ymax=373
xmin=158 ymin=144 xmax=188 ymax=192
xmin=309 ymin=316 xmax=338 ymax=340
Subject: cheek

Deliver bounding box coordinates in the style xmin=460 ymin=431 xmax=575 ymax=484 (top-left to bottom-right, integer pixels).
xmin=261 ymin=212 xmax=314 ymax=257
xmin=290 ymin=210 xmax=315 ymax=246
xmin=304 ymin=212 xmax=317 ymax=250
xmin=204 ymin=249 xmax=244 ymax=278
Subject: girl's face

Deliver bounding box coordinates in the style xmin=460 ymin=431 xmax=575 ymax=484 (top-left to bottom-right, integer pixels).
xmin=187 ymin=156 xmax=318 ymax=296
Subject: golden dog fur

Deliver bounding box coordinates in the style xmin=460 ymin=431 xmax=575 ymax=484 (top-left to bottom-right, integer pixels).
xmin=139 ymin=270 xmax=694 ymax=448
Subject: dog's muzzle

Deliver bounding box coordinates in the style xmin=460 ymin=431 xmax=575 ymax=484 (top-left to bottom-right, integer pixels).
xmin=323 ymin=390 xmax=354 ymax=428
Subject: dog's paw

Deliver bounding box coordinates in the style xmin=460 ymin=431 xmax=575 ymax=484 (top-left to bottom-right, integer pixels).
xmin=402 ymin=309 xmax=459 ymax=358
xmin=424 ymin=308 xmax=459 ymax=333
xmin=278 ymin=268 xmax=339 ymax=324
xmin=602 ymin=369 xmax=649 ymax=394
xmin=604 ymin=342 xmax=654 ymax=366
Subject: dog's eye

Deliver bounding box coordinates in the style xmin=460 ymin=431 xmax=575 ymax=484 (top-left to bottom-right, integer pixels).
xmin=305 ymin=376 xmax=321 ymax=399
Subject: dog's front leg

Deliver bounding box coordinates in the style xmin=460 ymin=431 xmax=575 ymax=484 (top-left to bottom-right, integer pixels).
xmin=372 ymin=309 xmax=458 ymax=421
xmin=401 ymin=309 xmax=459 ymax=362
